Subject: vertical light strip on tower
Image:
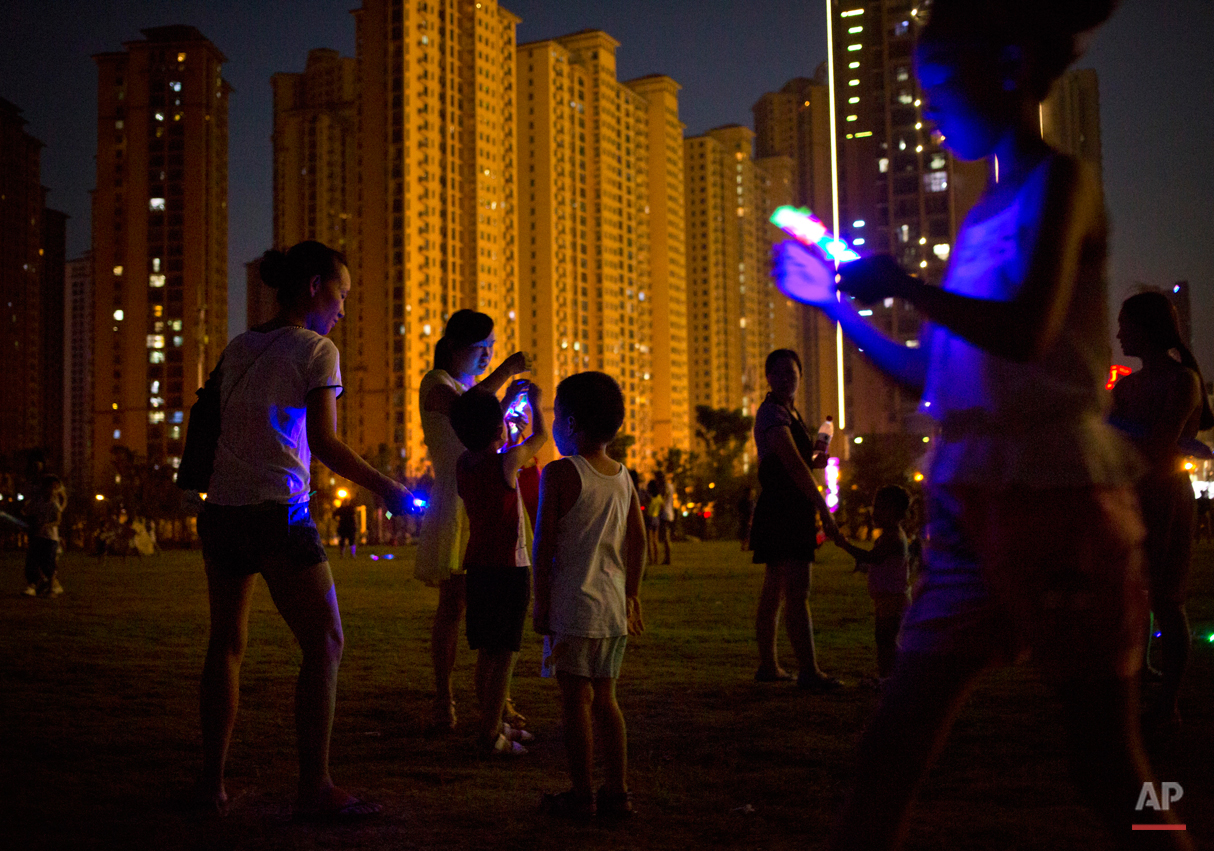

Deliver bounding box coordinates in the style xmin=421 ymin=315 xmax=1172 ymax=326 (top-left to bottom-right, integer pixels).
xmin=825 ymin=0 xmax=846 ymax=430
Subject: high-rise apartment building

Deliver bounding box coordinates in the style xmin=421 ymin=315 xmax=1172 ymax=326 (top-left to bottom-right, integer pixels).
xmin=65 ymin=252 xmax=94 ymax=488
xmin=516 ymin=31 xmax=689 ymax=465
xmin=350 ymin=0 xmax=520 ymax=474
xmin=827 ymin=0 xmax=984 ymax=435
xmin=753 ymin=73 xmax=841 ymax=428
xmin=0 ymin=98 xmax=49 ymax=458
xmin=684 ymin=125 xmax=800 ymax=423
xmin=91 ymin=26 xmax=230 ymax=482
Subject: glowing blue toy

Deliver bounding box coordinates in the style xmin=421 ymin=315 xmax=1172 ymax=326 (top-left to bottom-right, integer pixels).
xmin=770 ymin=206 xmax=861 ymax=263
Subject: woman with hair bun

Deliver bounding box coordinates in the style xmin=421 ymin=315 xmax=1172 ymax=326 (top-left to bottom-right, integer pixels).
xmin=193 ymin=240 xmax=411 ymax=821
xmin=416 ymin=309 xmax=530 ymax=733
xmin=1111 ymin=291 xmax=1213 ymax=733
xmin=777 ymin=0 xmax=1192 ymax=845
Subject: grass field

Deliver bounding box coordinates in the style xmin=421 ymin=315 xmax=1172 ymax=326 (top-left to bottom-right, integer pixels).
xmin=1 ymin=538 xmax=1211 ymax=850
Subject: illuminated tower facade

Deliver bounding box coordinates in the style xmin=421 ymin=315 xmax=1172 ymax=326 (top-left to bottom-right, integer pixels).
xmin=753 ymin=72 xmax=840 ymax=427
xmin=352 ymin=0 xmax=520 ymax=474
xmin=684 ymin=125 xmax=801 ymax=422
xmin=92 ymin=26 xmax=230 ymax=481
xmin=270 ymin=47 xmax=358 ymax=439
xmin=828 ymin=0 xmax=984 ymax=435
xmin=1041 ymin=68 xmax=1102 ymax=181
xmin=516 ymin=30 xmax=689 ymax=466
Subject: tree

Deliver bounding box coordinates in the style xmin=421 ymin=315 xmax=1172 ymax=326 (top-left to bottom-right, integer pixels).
xmin=606 ymin=432 xmax=636 ymax=464
xmin=691 ymin=406 xmax=756 ymax=539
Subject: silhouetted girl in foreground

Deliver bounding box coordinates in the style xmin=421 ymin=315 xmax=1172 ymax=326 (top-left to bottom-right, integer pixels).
xmin=775 ymin=1 xmax=1191 ymax=846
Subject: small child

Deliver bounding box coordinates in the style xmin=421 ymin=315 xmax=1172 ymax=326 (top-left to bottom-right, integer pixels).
xmin=834 ymin=486 xmax=911 ymax=683
xmin=451 ymin=382 xmax=547 ymax=756
xmin=645 ymin=479 xmax=663 ymax=566
xmin=24 ymin=475 xmax=67 ymax=597
xmin=532 ymin=372 xmax=647 ymax=819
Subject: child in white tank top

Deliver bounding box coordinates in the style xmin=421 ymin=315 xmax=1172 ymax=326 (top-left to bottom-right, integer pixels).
xmin=532 ymin=372 xmax=646 ymax=820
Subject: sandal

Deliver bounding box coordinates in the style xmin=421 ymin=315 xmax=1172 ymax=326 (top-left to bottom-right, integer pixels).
xmin=540 ymin=788 xmax=596 ymax=820
xmin=755 ymin=667 xmax=794 ymax=682
xmin=502 ymin=698 xmax=527 ymax=728
xmin=597 ymin=787 xmax=634 ymax=819
xmin=482 ymin=733 xmax=527 ymax=757
xmin=425 ymin=699 xmax=457 ymax=735
xmin=797 ymin=672 xmax=844 ymax=693
xmin=502 ymin=723 xmax=534 ymax=744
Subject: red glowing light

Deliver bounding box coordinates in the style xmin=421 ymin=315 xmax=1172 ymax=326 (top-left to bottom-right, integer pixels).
xmin=1106 ymin=364 xmax=1132 ymax=390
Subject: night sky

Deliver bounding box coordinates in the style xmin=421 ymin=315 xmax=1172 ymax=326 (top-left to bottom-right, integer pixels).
xmin=2 ymin=0 xmax=1211 ymax=370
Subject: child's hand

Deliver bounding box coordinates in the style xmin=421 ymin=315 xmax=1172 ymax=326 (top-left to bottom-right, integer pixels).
xmin=773 ymin=241 xmax=838 ymax=308
xmin=836 ymin=255 xmax=916 ymax=305
xmin=626 ymin=596 xmax=645 ymax=636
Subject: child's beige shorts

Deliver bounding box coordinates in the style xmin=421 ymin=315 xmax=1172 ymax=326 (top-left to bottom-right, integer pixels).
xmin=542 ymin=633 xmax=627 ymax=679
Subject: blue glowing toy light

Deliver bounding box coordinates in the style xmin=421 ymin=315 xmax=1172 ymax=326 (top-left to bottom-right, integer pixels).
xmin=770 ymin=206 xmax=862 ymax=263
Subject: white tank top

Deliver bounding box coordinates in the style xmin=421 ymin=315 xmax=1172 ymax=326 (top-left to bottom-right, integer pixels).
xmin=549 ymin=455 xmax=632 ymax=638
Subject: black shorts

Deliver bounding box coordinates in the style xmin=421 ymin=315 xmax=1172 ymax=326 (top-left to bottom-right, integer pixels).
xmin=465 ymin=564 xmax=531 ymax=652
xmin=199 ymin=502 xmax=328 ymax=577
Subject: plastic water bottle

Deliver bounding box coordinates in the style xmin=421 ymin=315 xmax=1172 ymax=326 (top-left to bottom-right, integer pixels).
xmin=814 ymin=416 xmax=834 ymax=456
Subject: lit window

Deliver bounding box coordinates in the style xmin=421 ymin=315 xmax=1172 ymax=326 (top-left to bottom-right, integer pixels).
xmin=853 ymin=220 xmax=866 ymax=228
xmin=171 ymin=411 xmax=184 ymax=424
xmin=423 ymin=324 xmax=432 ymax=336
xmin=151 ymin=380 xmax=160 ymax=394
xmin=849 ymin=96 xmax=860 ymax=104
xmin=149 ymin=274 xmax=166 ymax=288
xmin=847 ymin=44 xmax=862 ymax=51
xmin=893 ymin=20 xmax=911 ymax=36
xmin=149 ymin=198 xmax=166 ymax=211
xmin=112 ymin=402 xmax=118 ymax=410
xmin=854 ymin=131 xmax=873 ymax=138
xmin=170 ymin=319 xmax=182 ymax=331
xmin=879 ymin=158 xmax=889 ymax=173
xmin=172 ymin=335 xmax=184 ymax=348
xmin=153 ymin=304 xmax=163 ymax=317
xmin=148 ymin=411 xmax=165 ymax=424
xmin=147 ymin=334 xmax=165 ymax=349
xmin=858 ymin=310 xmax=873 ymax=317
xmin=924 ymin=171 xmax=948 ymax=192
xmin=170 ymin=81 xmax=182 ymax=92
xmin=150 ymin=396 xmax=165 ymax=408
xmin=930 ymin=153 xmax=947 ymax=169
xmin=115 ymin=120 xmax=124 ymax=129
xmin=152 ymin=257 xmax=161 ymax=272
xmin=846 ymin=114 xmax=858 ymax=122
xmin=848 ymin=61 xmax=860 ymax=69
xmin=933 ymin=243 xmax=951 ymax=261
xmin=848 ymin=79 xmax=860 ymax=87
xmin=854 ymin=238 xmax=866 ymax=245
xmin=154 ymin=112 xmax=165 ymax=122
xmin=177 ymin=52 xmax=186 ymax=62
xmin=113 ymin=309 xmax=124 ymax=321
xmin=113 ymin=429 xmax=121 ymax=439
xmin=896 ymin=67 xmax=910 ymax=82
xmin=841 ymin=8 xmax=864 ymax=16
xmin=149 ymin=351 xmax=165 ymax=364
xmin=113 ymin=265 xmax=123 ymax=276
xmin=898 ymin=92 xmax=913 ymax=104
xmin=919 ymin=260 xmax=928 ymax=268
xmin=170 ymin=426 xmax=181 ymax=440
xmin=849 ymin=26 xmax=863 ymax=33
xmin=906 ymin=340 xmax=920 ymax=349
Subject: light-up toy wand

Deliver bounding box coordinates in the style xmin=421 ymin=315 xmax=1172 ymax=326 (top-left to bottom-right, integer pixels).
xmin=769 ymin=206 xmax=862 ymax=306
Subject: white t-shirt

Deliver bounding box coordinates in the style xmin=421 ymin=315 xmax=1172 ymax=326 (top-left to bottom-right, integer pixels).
xmin=207 ymin=327 xmax=342 ymax=506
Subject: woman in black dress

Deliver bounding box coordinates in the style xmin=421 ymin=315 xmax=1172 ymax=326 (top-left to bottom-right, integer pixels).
xmin=749 ymin=349 xmax=841 ymax=690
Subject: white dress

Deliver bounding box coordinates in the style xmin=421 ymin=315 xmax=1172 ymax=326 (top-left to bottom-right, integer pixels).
xmin=414 ymin=369 xmax=470 ymax=586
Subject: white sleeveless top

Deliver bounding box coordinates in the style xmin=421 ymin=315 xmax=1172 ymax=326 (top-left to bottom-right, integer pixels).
xmin=549 ymin=455 xmax=632 ymax=638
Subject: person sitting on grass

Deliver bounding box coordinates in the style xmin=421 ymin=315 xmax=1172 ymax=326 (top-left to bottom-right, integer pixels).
xmin=533 ymin=372 xmax=647 ymax=819
xmin=834 ymin=486 xmax=912 ymax=685
xmin=450 ymin=382 xmax=547 ymax=757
